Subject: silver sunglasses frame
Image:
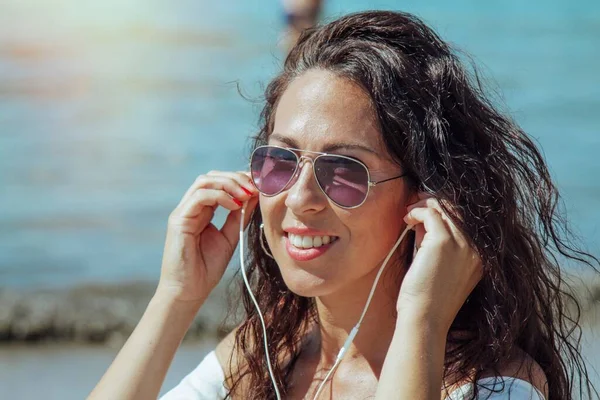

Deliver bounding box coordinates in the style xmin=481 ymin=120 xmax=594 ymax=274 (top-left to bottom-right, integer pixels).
xmin=250 ymin=145 xmax=407 ymax=209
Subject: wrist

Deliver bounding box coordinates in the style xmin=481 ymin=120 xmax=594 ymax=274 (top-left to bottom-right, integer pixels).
xmin=395 ymin=308 xmax=450 ymax=339
xmin=151 ymin=287 xmax=206 ymax=315
xmin=155 ymin=280 xmax=209 ymax=303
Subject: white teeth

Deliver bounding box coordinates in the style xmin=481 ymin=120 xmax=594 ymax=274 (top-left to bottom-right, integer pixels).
xmin=313 ymin=236 xmax=323 ymax=247
xmin=288 ymin=233 xmax=336 ymax=249
xmin=292 ymin=235 xmax=303 ymax=248
xmin=301 ymin=236 xmax=312 ymax=248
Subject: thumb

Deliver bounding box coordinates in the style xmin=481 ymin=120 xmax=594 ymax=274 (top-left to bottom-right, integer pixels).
xmin=220 ymin=196 xmax=259 ymax=249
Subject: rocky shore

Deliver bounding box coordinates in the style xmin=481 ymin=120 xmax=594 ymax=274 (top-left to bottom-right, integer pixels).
xmin=1 ymin=278 xmax=599 ymax=345
xmin=0 ymin=280 xmax=242 ymax=345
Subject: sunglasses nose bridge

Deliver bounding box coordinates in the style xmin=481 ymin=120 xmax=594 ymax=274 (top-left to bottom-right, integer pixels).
xmin=282 ymin=154 xmax=331 ymax=213
xmin=289 ymin=155 xmax=315 ymax=186
xmin=297 ymin=154 xmax=314 ymax=166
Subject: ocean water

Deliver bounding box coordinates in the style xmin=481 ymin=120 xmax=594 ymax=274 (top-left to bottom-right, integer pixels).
xmin=0 ymin=0 xmax=598 ymax=288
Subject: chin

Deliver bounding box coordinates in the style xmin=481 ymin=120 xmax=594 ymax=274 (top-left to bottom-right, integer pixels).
xmin=277 ymin=263 xmax=340 ymax=298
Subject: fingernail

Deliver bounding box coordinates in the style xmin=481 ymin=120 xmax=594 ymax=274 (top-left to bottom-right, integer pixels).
xmin=241 ymin=187 xmax=253 ymax=196
xmin=233 ymin=198 xmax=243 ymax=206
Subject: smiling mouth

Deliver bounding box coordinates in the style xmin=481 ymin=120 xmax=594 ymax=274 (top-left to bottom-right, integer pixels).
xmin=283 ymin=233 xmax=338 ymax=262
xmin=285 ymin=232 xmax=340 ymax=249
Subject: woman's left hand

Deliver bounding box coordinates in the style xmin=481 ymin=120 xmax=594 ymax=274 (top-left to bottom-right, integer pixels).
xmin=399 ymin=193 xmax=483 ymax=333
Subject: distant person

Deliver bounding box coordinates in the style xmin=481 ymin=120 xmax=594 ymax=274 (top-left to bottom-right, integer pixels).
xmin=90 ymin=11 xmax=598 ymax=400
xmin=280 ymin=0 xmax=323 ymax=53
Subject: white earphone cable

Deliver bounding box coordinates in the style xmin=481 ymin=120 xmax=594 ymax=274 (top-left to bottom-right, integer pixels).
xmin=239 ymin=204 xmax=282 ymax=400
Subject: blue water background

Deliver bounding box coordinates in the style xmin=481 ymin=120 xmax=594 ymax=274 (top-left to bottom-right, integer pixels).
xmin=1 ymin=0 xmax=598 ymax=288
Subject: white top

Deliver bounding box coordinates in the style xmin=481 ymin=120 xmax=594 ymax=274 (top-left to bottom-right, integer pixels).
xmin=446 ymin=376 xmax=546 ymax=400
xmin=161 ymin=351 xmax=228 ymax=400
xmin=161 ymin=351 xmax=546 ymax=400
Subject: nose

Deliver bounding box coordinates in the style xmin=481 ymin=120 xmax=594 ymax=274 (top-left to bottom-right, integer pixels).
xmin=284 ymin=158 xmax=328 ymax=214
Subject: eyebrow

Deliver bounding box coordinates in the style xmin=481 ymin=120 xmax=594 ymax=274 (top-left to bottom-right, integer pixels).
xmin=269 ymin=133 xmax=380 ymax=156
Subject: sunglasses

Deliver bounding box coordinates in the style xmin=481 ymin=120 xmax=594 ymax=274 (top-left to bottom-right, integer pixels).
xmin=250 ymin=145 xmax=407 ymax=209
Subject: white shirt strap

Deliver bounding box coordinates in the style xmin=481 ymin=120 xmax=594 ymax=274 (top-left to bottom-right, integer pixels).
xmin=446 ymin=376 xmax=546 ymax=400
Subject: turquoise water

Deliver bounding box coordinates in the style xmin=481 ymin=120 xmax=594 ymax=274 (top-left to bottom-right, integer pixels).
xmin=1 ymin=0 xmax=598 ymax=287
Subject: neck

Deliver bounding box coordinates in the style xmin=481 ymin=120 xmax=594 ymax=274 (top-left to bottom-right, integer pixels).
xmin=314 ymin=260 xmax=406 ymax=370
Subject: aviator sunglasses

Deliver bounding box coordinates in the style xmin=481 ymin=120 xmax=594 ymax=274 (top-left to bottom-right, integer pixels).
xmin=250 ymin=145 xmax=407 ymax=209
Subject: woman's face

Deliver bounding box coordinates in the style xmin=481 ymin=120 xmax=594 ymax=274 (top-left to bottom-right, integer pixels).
xmin=260 ymin=69 xmax=414 ymax=298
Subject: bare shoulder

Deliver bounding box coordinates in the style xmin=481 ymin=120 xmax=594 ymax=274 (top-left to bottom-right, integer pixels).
xmin=215 ymin=326 xmax=238 ymax=368
xmin=214 ymin=325 xmax=249 ymax=395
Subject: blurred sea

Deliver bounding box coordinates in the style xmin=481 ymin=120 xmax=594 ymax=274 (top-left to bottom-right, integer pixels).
xmin=1 ymin=0 xmax=599 ymax=288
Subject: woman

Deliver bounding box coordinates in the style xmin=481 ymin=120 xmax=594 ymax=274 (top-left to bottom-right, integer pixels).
xmin=89 ymin=11 xmax=598 ymax=400
xmin=280 ymin=0 xmax=323 ymax=53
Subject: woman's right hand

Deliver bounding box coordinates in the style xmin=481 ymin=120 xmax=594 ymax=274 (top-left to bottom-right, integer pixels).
xmin=156 ymin=171 xmax=259 ymax=304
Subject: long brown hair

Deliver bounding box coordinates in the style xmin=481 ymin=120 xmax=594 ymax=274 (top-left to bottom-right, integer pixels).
xmin=225 ymin=10 xmax=599 ymax=399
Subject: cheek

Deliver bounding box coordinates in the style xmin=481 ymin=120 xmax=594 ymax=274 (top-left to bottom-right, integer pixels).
xmin=344 ymin=197 xmax=407 ymax=263
xmin=259 ymin=195 xmax=286 ymax=247
xmin=259 ymin=195 xmax=280 ymax=223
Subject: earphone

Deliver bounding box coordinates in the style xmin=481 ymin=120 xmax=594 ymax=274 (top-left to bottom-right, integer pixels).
xmin=239 ymin=202 xmax=414 ymax=400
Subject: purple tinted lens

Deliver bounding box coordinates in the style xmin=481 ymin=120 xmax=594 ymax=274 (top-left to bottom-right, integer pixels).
xmin=251 ymin=147 xmax=298 ymax=195
xmin=315 ymin=156 xmax=369 ymax=207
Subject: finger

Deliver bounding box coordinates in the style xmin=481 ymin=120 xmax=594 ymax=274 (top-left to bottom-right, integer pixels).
xmin=406 ymin=194 xmax=435 ymax=213
xmin=177 ymin=189 xmax=244 ymax=219
xmin=182 ymin=174 xmax=253 ymax=204
xmin=179 ymin=175 xmax=254 ymax=209
xmin=168 ymin=201 xmax=216 ymax=237
xmin=207 ymin=170 xmax=257 ymax=193
xmin=180 ymin=172 xmax=256 ymax=206
xmin=423 ymin=197 xmax=468 ymax=247
xmin=407 ymin=197 xmax=466 ymax=245
xmin=194 ymin=206 xmax=217 ymax=235
xmin=219 ymin=196 xmax=260 ymax=249
xmin=404 ymin=207 xmax=451 ymax=243
xmin=214 ymin=172 xmax=259 ymax=203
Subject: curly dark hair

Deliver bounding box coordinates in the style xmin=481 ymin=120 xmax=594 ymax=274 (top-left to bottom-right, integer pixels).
xmin=224 ymin=10 xmax=599 ymax=400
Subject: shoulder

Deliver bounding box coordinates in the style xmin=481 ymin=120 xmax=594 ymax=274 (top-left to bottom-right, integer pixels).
xmin=214 ymin=325 xmax=248 ymax=394
xmin=488 ymin=349 xmax=548 ymax=398
xmin=445 ymin=349 xmax=548 ymax=399
xmin=214 ymin=327 xmax=238 ymax=369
